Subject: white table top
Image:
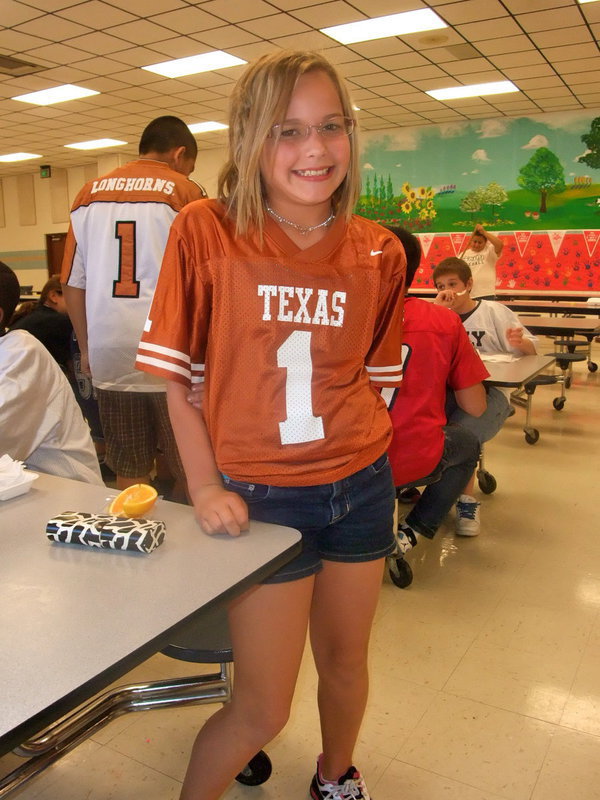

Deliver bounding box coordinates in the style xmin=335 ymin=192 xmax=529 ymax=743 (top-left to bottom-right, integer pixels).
xmin=482 ymin=354 xmax=556 ymax=387
xmin=0 ymin=473 xmax=300 ymax=752
xmin=518 ymin=315 xmax=600 ymax=335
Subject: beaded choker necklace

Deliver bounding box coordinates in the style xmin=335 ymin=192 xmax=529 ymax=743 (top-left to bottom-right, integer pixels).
xmin=266 ymin=205 xmax=335 ymax=235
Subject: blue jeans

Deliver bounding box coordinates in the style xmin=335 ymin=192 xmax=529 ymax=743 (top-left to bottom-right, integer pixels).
xmin=446 ymin=385 xmax=511 ymax=444
xmin=405 ymin=424 xmax=480 ymax=539
xmin=222 ymin=453 xmax=396 ymax=583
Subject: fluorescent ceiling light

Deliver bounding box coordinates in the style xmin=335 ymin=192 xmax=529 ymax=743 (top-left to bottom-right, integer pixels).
xmin=12 ymin=84 xmax=99 ymax=105
xmin=188 ymin=121 xmax=228 ymax=134
xmin=65 ymin=138 xmax=127 ymax=150
xmin=143 ymin=51 xmax=246 ymax=78
xmin=578 ymin=1 xmax=599 ymax=5
xmin=321 ymin=9 xmax=447 ymax=45
xmin=427 ymin=81 xmax=519 ymax=101
xmin=0 ymin=152 xmax=42 ymax=162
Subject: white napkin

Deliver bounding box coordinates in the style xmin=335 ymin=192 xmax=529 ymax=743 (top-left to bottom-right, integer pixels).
xmin=0 ymin=454 xmax=30 ymax=490
xmin=586 ymin=297 xmax=600 ymax=306
xmin=480 ymin=353 xmax=516 ymax=363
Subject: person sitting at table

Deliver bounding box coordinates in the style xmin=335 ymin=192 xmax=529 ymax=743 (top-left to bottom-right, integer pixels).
xmin=433 ymin=257 xmax=536 ymax=535
xmin=10 ymin=275 xmax=72 ymax=371
xmin=385 ymin=228 xmax=488 ymax=586
xmin=0 ymin=261 xmax=103 ymax=485
xmin=460 ymin=223 xmax=504 ymax=300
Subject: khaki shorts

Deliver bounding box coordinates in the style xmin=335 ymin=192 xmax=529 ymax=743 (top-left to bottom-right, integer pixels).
xmin=96 ymin=389 xmax=185 ymax=481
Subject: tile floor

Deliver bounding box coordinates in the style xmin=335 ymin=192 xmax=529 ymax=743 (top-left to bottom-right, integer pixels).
xmin=2 ymin=342 xmax=599 ymax=800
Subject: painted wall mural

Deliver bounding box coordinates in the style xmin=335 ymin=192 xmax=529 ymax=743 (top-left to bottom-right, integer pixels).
xmin=358 ymin=109 xmax=600 ymax=291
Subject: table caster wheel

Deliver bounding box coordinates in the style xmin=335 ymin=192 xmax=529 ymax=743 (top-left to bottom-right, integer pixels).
xmin=588 ymin=362 xmax=598 ymax=373
xmin=388 ymin=556 xmax=413 ymax=588
xmin=477 ymin=470 xmax=497 ymax=494
xmin=525 ymin=429 xmax=539 ymax=445
xmin=553 ymin=397 xmax=565 ymax=411
xmin=236 ymin=751 xmax=272 ymax=786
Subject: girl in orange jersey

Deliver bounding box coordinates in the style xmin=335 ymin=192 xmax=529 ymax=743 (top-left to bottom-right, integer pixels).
xmin=137 ymin=50 xmax=406 ymax=800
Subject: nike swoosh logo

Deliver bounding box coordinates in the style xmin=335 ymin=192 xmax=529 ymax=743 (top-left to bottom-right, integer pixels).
xmin=370 ymin=249 xmax=383 ymax=256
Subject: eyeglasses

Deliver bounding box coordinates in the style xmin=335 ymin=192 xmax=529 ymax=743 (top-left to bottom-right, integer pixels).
xmin=269 ymin=115 xmax=354 ymax=143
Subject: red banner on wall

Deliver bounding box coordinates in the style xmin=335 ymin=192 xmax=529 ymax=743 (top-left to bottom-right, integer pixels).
xmin=413 ymin=230 xmax=600 ymax=292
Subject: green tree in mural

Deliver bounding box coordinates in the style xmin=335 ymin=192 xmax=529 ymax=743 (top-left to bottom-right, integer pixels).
xmin=579 ymin=116 xmax=600 ymax=170
xmin=517 ymin=147 xmax=566 ymax=213
xmin=365 ymin=174 xmax=372 ymax=205
xmin=386 ymin=175 xmax=394 ymax=202
xmin=460 ymin=190 xmax=482 ymax=219
xmin=481 ymin=181 xmax=508 ymax=218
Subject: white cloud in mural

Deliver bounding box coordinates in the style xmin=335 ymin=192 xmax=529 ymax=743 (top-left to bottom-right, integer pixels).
xmin=383 ymin=129 xmax=420 ymax=151
xmin=439 ymin=122 xmax=469 ymax=139
xmin=471 ymin=169 xmax=479 ymax=174
xmin=395 ymin=163 xmax=402 ymax=167
xmin=462 ymin=171 xmax=469 ymax=175
xmin=529 ymin=110 xmax=596 ymax=133
xmin=478 ymin=119 xmax=509 ymax=138
xmin=472 ymin=149 xmax=490 ymax=162
xmin=522 ymin=134 xmax=549 ymax=149
xmin=575 ymin=149 xmax=591 ymax=162
xmin=363 ymin=162 xmax=374 ymax=170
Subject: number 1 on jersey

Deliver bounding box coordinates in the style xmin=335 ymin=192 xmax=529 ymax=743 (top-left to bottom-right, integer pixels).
xmin=277 ymin=330 xmax=324 ymax=445
xmin=113 ymin=221 xmax=140 ymax=298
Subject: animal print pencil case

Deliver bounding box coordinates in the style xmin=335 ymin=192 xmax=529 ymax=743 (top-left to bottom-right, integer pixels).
xmin=46 ymin=511 xmax=166 ymax=554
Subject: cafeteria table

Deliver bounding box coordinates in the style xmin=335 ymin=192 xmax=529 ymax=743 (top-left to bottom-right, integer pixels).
xmin=0 ymin=473 xmax=301 ymax=764
xmin=482 ymin=353 xmax=556 ymax=445
xmin=518 ymin=314 xmax=600 ymax=373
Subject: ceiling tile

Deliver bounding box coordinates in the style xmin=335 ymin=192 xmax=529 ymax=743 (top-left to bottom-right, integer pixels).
xmin=108 ymin=19 xmax=178 ymax=45
xmin=456 ymin=17 xmax=523 ymax=40
xmin=529 ymin=26 xmax=593 ymax=48
xmin=200 ymin=0 xmax=279 ymax=22
xmin=289 ymin=1 xmax=364 ymax=28
xmin=475 ymin=35 xmax=535 ymax=56
xmin=56 ymin=1 xmax=138 ymax=27
xmin=150 ymin=7 xmax=224 ymax=34
xmin=191 ymin=26 xmax=260 ymax=49
xmin=0 ymin=29 xmax=51 ymax=52
xmin=436 ymin=0 xmax=509 ymax=24
xmin=15 ymin=14 xmax=91 ymax=40
xmin=516 ymin=7 xmax=584 ymax=32
xmin=238 ymin=14 xmax=310 ymax=38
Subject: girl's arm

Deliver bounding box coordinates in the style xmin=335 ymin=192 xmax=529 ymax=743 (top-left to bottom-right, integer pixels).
xmin=478 ymin=225 xmax=504 ymax=255
xmin=166 ymin=381 xmax=248 ymax=536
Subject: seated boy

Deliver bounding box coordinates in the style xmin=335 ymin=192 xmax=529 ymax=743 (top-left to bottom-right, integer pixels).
xmin=385 ymin=229 xmax=488 ymax=586
xmin=0 ymin=262 xmax=103 ymax=485
xmin=433 ymin=256 xmax=536 ymax=534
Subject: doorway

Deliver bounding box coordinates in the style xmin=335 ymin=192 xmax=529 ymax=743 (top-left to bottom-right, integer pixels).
xmin=46 ymin=232 xmax=67 ymax=277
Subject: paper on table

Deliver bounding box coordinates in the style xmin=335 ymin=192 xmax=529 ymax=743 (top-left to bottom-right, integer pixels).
xmin=0 ymin=454 xmax=30 ymax=489
xmin=479 ymin=353 xmax=516 ymax=363
xmin=0 ymin=454 xmax=38 ymax=500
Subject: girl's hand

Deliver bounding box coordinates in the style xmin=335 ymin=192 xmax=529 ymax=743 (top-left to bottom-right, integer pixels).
xmin=506 ymin=326 xmax=524 ymax=348
xmin=187 ymin=384 xmax=203 ymax=409
xmin=190 ymin=484 xmax=249 ymax=537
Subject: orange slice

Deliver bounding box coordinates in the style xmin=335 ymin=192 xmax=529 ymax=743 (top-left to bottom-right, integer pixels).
xmin=108 ymin=484 xmax=158 ymax=519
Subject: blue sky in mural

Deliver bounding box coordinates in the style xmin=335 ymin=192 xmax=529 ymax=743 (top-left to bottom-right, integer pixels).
xmin=360 ymin=110 xmax=599 ymax=193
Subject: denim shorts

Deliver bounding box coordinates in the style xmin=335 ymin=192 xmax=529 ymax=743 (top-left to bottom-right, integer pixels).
xmin=222 ymin=453 xmax=396 ymax=583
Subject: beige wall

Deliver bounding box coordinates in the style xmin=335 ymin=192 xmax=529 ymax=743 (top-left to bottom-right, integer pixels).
xmin=1 ymin=145 xmax=226 ymax=290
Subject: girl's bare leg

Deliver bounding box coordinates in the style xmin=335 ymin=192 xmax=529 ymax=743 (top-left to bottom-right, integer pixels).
xmin=309 ymin=558 xmax=385 ymax=781
xmin=179 ymin=575 xmax=315 ymax=800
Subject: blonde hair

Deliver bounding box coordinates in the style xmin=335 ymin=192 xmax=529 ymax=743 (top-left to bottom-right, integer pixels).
xmin=218 ymin=50 xmax=360 ymax=237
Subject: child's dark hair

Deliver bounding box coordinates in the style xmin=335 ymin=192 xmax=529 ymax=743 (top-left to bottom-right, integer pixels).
xmin=0 ymin=261 xmax=20 ymax=331
xmin=139 ymin=115 xmax=197 ymax=160
xmin=432 ymin=257 xmax=472 ymax=285
xmin=385 ymin=227 xmax=421 ymax=288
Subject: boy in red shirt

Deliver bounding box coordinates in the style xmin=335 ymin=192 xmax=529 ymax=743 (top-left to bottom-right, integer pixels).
xmin=385 ymin=228 xmax=488 ymax=587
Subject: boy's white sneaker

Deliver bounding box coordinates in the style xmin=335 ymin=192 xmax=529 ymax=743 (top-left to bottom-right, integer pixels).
xmin=456 ymin=494 xmax=481 ymax=536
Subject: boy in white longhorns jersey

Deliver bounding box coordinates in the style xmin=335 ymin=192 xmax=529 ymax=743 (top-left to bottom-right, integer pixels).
xmin=61 ymin=116 xmax=204 ymax=494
